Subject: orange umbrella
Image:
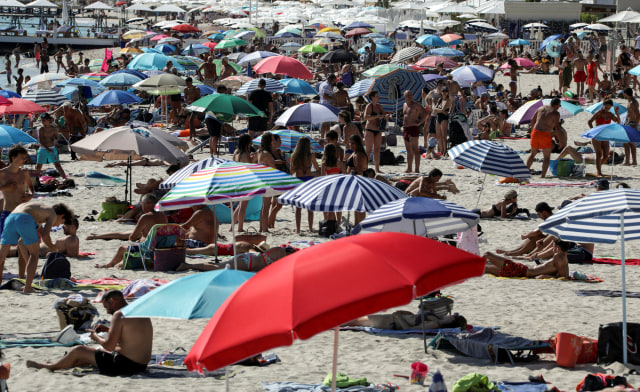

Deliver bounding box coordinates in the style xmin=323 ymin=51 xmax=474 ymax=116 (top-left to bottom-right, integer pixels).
xmin=440 ymin=33 xmax=463 ymax=43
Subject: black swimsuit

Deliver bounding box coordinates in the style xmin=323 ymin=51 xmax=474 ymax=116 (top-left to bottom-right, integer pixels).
xmin=366 ymin=106 xmax=383 ymax=133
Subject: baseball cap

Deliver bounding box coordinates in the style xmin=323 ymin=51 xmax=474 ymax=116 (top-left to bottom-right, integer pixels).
xmin=535 ymin=202 xmax=554 ymax=214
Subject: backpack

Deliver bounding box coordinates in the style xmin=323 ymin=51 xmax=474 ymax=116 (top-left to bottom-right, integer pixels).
xmin=54 ymin=295 xmax=98 ymax=331
xmin=448 ymin=115 xmax=469 ymax=148
xmin=318 ymin=219 xmax=337 ymax=238
xmin=41 ymin=252 xmax=71 ymax=280
xmin=597 ymin=322 xmax=640 ymax=365
xmin=380 ymin=149 xmax=397 ymax=166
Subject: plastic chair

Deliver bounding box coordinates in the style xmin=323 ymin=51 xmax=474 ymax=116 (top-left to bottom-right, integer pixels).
xmin=123 ymin=224 xmax=186 ymax=270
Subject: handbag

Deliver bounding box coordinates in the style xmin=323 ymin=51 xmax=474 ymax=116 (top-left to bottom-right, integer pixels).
xmin=597 ymin=322 xmax=640 ymax=364
xmin=235 ymin=226 xmax=267 ymax=245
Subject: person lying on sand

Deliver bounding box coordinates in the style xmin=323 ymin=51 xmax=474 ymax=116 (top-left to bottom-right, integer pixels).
xmin=343 ymin=311 xmax=467 ymax=330
xmin=27 ymin=290 xmax=152 ymax=376
xmin=403 ymin=169 xmax=460 ymax=200
xmin=484 ymin=238 xmax=570 ymax=279
xmin=177 ymin=245 xmax=297 ymax=272
xmin=517 ymin=234 xmax=594 ymax=264
xmin=472 ymin=190 xmax=520 ymax=218
xmin=496 ymin=202 xmax=554 ymax=256
xmin=186 ymin=241 xmax=255 ymax=257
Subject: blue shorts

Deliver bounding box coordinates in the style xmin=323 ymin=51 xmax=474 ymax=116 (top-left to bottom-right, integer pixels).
xmin=0 ymin=210 xmax=10 ymax=238
xmin=0 ymin=213 xmax=40 ymax=246
xmin=37 ymin=147 xmax=60 ymax=164
xmin=185 ymin=239 xmax=207 ymax=249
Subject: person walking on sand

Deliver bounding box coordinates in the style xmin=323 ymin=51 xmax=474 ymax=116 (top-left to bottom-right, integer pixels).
xmin=402 ymin=90 xmax=427 ymax=173
xmin=587 ymin=99 xmax=620 ymax=176
xmin=623 ymin=87 xmax=639 ymax=166
xmin=573 ymin=50 xmax=588 ymax=98
xmin=35 ymin=113 xmax=66 ymax=179
xmin=526 ymin=98 xmax=562 ymax=178
xmin=0 ymin=202 xmax=73 ymax=293
xmin=27 ymin=290 xmax=152 ymax=375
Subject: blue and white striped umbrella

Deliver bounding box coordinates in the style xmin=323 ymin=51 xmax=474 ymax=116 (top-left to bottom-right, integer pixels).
xmin=160 ymin=157 xmax=230 ymax=189
xmin=22 ymin=89 xmax=70 ymax=106
xmin=277 ymin=174 xmax=407 ymax=213
xmin=347 ymin=78 xmax=374 ymax=99
xmin=87 ymin=90 xmax=142 ymax=107
xmin=448 ymin=140 xmax=531 ymax=179
xmin=238 ymin=51 xmax=279 ymax=65
xmin=450 ymin=65 xmax=494 ymax=82
xmin=352 ymin=197 xmax=479 ymax=237
xmin=235 ymin=78 xmax=286 ymax=95
xmin=99 ymin=72 xmax=144 ymax=87
xmin=427 ymin=48 xmax=465 ymax=57
xmin=539 ymin=189 xmax=640 ymax=364
xmin=370 ymin=69 xmax=427 ymax=113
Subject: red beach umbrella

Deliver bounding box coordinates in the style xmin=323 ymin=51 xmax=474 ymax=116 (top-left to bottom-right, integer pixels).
xmin=201 ymin=41 xmax=217 ymax=50
xmin=253 ymin=56 xmax=313 ymax=79
xmin=344 ymin=27 xmax=372 ymax=37
xmin=171 ymin=24 xmax=200 ymax=33
xmin=415 ymin=55 xmax=459 ymax=69
xmin=185 ymin=232 xmax=485 ymax=387
xmin=0 ymin=96 xmax=10 ymax=105
xmin=0 ymin=98 xmax=46 ymax=115
xmin=499 ymin=57 xmax=538 ymax=69
xmin=115 ymin=1 xmax=126 ymax=5
xmin=440 ymin=33 xmax=463 ymax=43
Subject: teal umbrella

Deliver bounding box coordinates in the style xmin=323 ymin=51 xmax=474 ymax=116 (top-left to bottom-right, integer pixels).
xmin=215 ymin=38 xmax=248 ymax=50
xmin=127 ymin=53 xmax=185 ymax=71
xmin=187 ymin=93 xmax=265 ymax=118
xmin=121 ymin=270 xmax=254 ymax=319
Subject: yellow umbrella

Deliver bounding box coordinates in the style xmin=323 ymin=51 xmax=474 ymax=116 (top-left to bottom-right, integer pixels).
xmin=249 ymin=27 xmax=266 ymax=38
xmin=120 ymin=47 xmax=143 ymax=54
xmin=122 ymin=30 xmax=146 ymax=39
xmin=318 ymin=27 xmax=341 ymax=33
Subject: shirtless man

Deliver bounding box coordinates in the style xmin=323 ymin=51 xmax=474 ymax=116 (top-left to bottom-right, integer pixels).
xmin=508 ymin=59 xmax=519 ymax=97
xmin=333 ymin=82 xmax=350 ymax=111
xmin=96 ymin=194 xmax=168 ymax=268
xmin=402 ymin=90 xmax=426 ymax=173
xmin=36 ymin=113 xmax=66 ymax=179
xmin=0 ymin=202 xmax=73 ymax=293
xmin=483 ymin=238 xmax=570 ymax=279
xmin=623 ymin=87 xmax=639 ymax=166
xmin=182 ymin=205 xmax=218 ymax=249
xmin=162 ymin=60 xmax=174 ymax=73
xmin=446 ymin=75 xmax=461 ymax=98
xmin=197 ymin=56 xmax=217 ymax=87
xmin=219 ymin=57 xmax=237 ymax=79
xmin=496 ymin=202 xmax=554 ymax=256
xmin=183 ymin=77 xmax=201 ymax=140
xmin=476 ymin=106 xmax=503 ymax=140
xmin=526 ymin=98 xmax=561 ymax=178
xmin=0 ymin=146 xmax=34 ymax=234
xmin=573 ymin=51 xmax=588 ymax=98
xmin=27 ymin=290 xmax=152 ymax=376
xmin=61 ymin=103 xmax=86 ymax=160
xmin=38 ymin=218 xmax=79 ymax=257
xmin=403 ymin=168 xmax=459 ymax=200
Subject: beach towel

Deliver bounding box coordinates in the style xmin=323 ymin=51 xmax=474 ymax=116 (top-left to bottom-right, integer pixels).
xmin=101 ymin=48 xmax=112 ymax=73
xmin=340 ymin=326 xmax=486 ymax=335
xmin=495 ymin=180 xmax=594 ymax=188
xmin=492 ymin=272 xmax=603 ymax=283
xmin=496 ymin=382 xmax=548 ymax=392
xmin=75 ymin=278 xmax=169 ymax=286
xmin=0 ymin=278 xmax=126 ymax=291
xmin=94 ymin=279 xmax=166 ymax=302
xmin=262 ymin=383 xmax=385 ymax=392
xmin=0 ymin=338 xmax=84 ymax=349
xmin=69 ymin=365 xmax=229 ymax=379
xmin=323 ymin=373 xmax=369 ymax=388
xmin=590 ymin=257 xmax=640 ymax=266
xmin=77 ymin=252 xmax=96 ymax=257
xmin=575 ymin=290 xmax=640 ymax=298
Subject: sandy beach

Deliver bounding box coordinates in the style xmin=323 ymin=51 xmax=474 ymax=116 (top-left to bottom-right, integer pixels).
xmin=1 ymin=67 xmax=640 ymax=392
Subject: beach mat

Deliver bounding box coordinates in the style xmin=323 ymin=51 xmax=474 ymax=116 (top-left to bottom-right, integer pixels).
xmin=263 ymin=383 xmax=385 ymax=392
xmin=0 ymin=338 xmax=84 ymax=349
xmin=590 ymin=258 xmax=640 ymax=266
xmin=575 ymin=290 xmax=640 ymax=298
xmin=0 ymin=278 xmax=126 ymax=291
xmin=495 ymin=180 xmax=594 ymax=188
xmin=69 ymin=365 xmax=230 ymax=379
xmin=340 ymin=325 xmax=486 ymax=335
xmin=493 ymin=274 xmax=603 ymax=283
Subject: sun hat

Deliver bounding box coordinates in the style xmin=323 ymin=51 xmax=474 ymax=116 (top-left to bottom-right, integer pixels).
xmin=504 ymin=190 xmax=517 ymax=199
xmin=255 ymin=241 xmax=272 ymax=253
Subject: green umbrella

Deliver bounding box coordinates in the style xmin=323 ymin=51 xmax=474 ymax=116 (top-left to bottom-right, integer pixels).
xmin=276 ymin=26 xmax=302 ymax=36
xmin=215 ymin=38 xmax=249 ymax=49
xmin=187 ymin=94 xmax=265 ymax=119
xmin=212 ymin=59 xmax=242 ymax=76
xmin=298 ymin=44 xmax=328 ymax=54
xmin=361 ymin=64 xmax=406 ymax=78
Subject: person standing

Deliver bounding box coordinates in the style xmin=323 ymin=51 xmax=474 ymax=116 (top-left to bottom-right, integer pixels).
xmin=363 ymin=91 xmax=387 ymax=173
xmin=12 ymin=44 xmax=20 ymax=68
xmin=197 ymin=56 xmax=217 ymax=86
xmin=40 ymin=49 xmax=50 ymax=74
xmin=586 ymin=54 xmax=602 ymax=103
xmin=318 ymin=74 xmax=336 ymax=140
xmin=36 ymin=113 xmax=66 ymax=179
xmin=623 ymin=87 xmax=639 ymax=166
xmin=526 ymin=98 xmax=562 ymax=178
xmin=573 ymin=50 xmax=588 ymax=98
xmin=432 ymin=86 xmax=452 ymax=156
xmin=34 ymin=42 xmax=41 ymax=69
xmin=183 ymin=77 xmax=201 ymax=141
xmin=402 ymin=90 xmax=427 ymax=173
xmin=290 ymin=138 xmax=319 ymax=233
xmin=247 ymin=78 xmax=273 ymax=138
xmin=587 ymin=99 xmax=620 ymax=177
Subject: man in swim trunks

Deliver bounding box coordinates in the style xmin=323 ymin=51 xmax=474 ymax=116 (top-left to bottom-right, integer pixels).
xmin=623 ymin=87 xmax=639 ymax=166
xmin=496 ymin=202 xmax=555 ymax=256
xmin=197 ymin=56 xmax=217 ymax=87
xmin=402 ymin=90 xmax=427 ymax=173
xmin=36 ymin=113 xmax=66 ymax=179
xmin=182 ymin=204 xmax=218 ymax=249
xmin=0 ymin=146 xmax=34 ymax=235
xmin=0 ymin=202 xmax=73 ymax=293
xmin=484 ymin=238 xmax=570 ymax=279
xmin=526 ymin=98 xmax=561 ymax=178
xmin=573 ymin=50 xmax=587 ymax=98
xmin=27 ymin=290 xmax=152 ymax=375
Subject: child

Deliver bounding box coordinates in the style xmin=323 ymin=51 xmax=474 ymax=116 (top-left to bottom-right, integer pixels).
xmin=13 ymin=68 xmax=23 ymax=96
xmin=4 ymin=54 xmax=11 ymax=85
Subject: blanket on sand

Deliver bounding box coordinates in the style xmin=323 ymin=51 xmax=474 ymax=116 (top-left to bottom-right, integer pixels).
xmin=68 ymin=365 xmax=230 ymax=379
xmin=0 ymin=278 xmax=125 ymax=291
xmin=262 ymin=383 xmax=385 ymax=392
xmin=575 ymin=290 xmax=640 ymax=298
xmin=493 ymin=273 xmax=603 ymax=283
xmin=590 ymin=258 xmax=640 ymax=266
xmin=339 ymin=325 xmax=486 ymax=335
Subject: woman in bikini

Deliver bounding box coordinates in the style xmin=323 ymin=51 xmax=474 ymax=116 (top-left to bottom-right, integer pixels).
xmin=338 ymin=110 xmax=359 ymax=150
xmin=268 ymin=133 xmax=287 ymax=229
xmin=290 ymin=137 xmax=319 ymax=233
xmin=432 ymin=87 xmax=452 ymax=156
xmin=587 ymin=99 xmax=620 ymax=177
xmin=508 ymin=59 xmax=520 ymax=97
xmin=257 ymin=132 xmax=277 ymax=232
xmin=232 ymin=134 xmax=257 ymax=233
xmin=177 ymin=246 xmax=298 ymax=272
xmin=321 ymin=143 xmax=342 ymax=222
xmin=347 ymin=134 xmax=368 ymax=225
xmin=586 ymin=54 xmax=602 ymax=103
xmin=363 ymin=91 xmax=388 ymax=173
xmin=475 ymin=189 xmax=519 ymax=218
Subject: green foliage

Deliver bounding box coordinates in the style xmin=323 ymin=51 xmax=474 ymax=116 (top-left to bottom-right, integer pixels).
xmin=580 ymin=13 xmax=598 ymax=24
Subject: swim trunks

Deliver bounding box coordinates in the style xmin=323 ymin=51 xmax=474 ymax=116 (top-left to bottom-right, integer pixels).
xmin=498 ymin=259 xmax=529 ymax=278
xmin=428 ymin=117 xmax=436 ymax=134
xmin=95 ymin=350 xmax=147 ymax=376
xmin=0 ymin=210 xmax=10 ymax=238
xmin=403 ymin=125 xmax=420 ymax=141
xmin=204 ymin=78 xmax=216 ymax=87
xmin=185 ymin=239 xmax=207 ymax=249
xmin=37 ymin=146 xmax=60 ymax=164
xmin=574 ymin=70 xmax=587 ymax=83
xmin=530 ymin=128 xmax=553 ymax=150
xmin=248 ymin=116 xmax=268 ymax=133
xmin=0 ymin=213 xmax=40 ymax=246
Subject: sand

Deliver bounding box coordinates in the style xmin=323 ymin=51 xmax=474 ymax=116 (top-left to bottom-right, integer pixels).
xmin=1 ymin=69 xmax=640 ymax=392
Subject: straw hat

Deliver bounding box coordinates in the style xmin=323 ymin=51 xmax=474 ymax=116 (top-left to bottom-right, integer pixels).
xmin=255 ymin=241 xmax=272 ymax=253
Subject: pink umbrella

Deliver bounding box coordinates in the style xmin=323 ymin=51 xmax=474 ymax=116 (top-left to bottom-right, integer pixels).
xmin=0 ymin=98 xmax=46 ymax=115
xmin=344 ymin=27 xmax=372 ymax=37
xmin=415 ymin=56 xmax=459 ymax=69
xmin=254 ymin=56 xmax=313 ymax=79
xmin=499 ymin=57 xmax=537 ymax=69
xmin=150 ymin=34 xmax=170 ymax=41
xmin=0 ymin=96 xmax=10 ymax=106
xmin=202 ymin=41 xmax=217 ymax=50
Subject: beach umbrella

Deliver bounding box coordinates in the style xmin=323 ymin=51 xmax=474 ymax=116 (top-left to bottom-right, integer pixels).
xmin=275 ymin=103 xmax=338 ymax=126
xmin=172 ymin=56 xmax=202 ymax=71
xmin=347 ymin=79 xmax=375 ymax=99
xmin=416 ymin=34 xmax=447 ymax=47
xmin=298 ymin=44 xmax=328 ymax=54
xmin=273 ymin=31 xmax=302 ymax=39
xmin=522 ymin=22 xmax=548 ymax=30
xmin=154 ymin=4 xmax=186 ymax=13
xmin=450 ymin=65 xmax=493 ymax=82
xmin=23 ymin=73 xmax=68 ymax=90
xmin=358 ymin=43 xmax=393 ymax=54
xmin=226 ymin=52 xmax=247 ymax=63
xmin=187 ymin=94 xmax=264 ymax=118
xmin=319 ymin=49 xmax=358 ymax=64
xmin=185 ymin=232 xmax=485 ymax=392
xmin=234 ymin=31 xmax=256 ymax=41
xmin=121 ymin=270 xmax=254 ymax=319
xmin=150 ymin=34 xmax=170 ymax=42
xmin=508 ymin=39 xmax=531 ymax=46
xmin=196 ymin=85 xmax=216 ymax=96
xmin=499 ymin=57 xmax=537 ymax=69
xmin=99 ymin=72 xmax=144 ymax=87
xmin=0 ymin=98 xmax=47 ymax=115
xmin=87 ymin=90 xmax=142 ymax=107
xmin=465 ymin=21 xmax=498 ymax=33
xmin=219 ymin=75 xmax=253 ymax=89
xmin=171 ymin=24 xmax=200 ymax=33
xmin=422 ymin=74 xmax=447 ymax=90
xmin=367 ymin=69 xmax=426 ymax=113
xmin=585 ymin=23 xmax=611 ymax=32
xmin=415 ymin=56 xmax=458 ymax=68
xmin=318 ymin=27 xmax=341 ymax=34
xmin=143 ymin=70 xmax=167 ymax=77
xmin=21 ymin=90 xmax=69 ymax=107
xmin=0 ymin=125 xmax=38 ymax=147
xmin=599 ymin=8 xmax=640 ymax=23
xmin=361 ymin=64 xmax=407 ymax=78
xmin=426 ymin=48 xmax=465 ymax=57
xmin=390 ymin=46 xmax=425 ymax=64
xmin=56 ymin=78 xmax=105 ymax=91
xmin=133 ymin=73 xmax=186 ymax=95
xmin=440 ymin=33 xmax=463 ymax=43
xmin=279 ymin=79 xmax=317 ymax=96
xmin=0 ymin=90 xmax=20 ymax=99
xmin=254 ymin=56 xmax=313 ymax=79
xmin=315 ymin=31 xmax=344 ymax=40
xmin=111 ymin=69 xmax=148 ymax=79
xmin=252 ymin=130 xmax=323 ymax=153
xmin=235 ymin=78 xmax=285 ymax=95
xmin=237 ymin=51 xmax=279 ymax=65
xmin=141 ymin=48 xmax=162 ymax=55
xmin=211 ymin=59 xmax=242 ymax=76
xmin=506 ymin=99 xmax=583 ymax=125
xmin=158 ymin=37 xmax=182 ymax=45
xmin=127 ymin=53 xmax=184 ymax=71
xmin=202 ymin=42 xmax=218 ymax=51
xmin=345 ymin=27 xmax=372 ymax=37
xmin=215 ymin=38 xmax=248 ymax=50
xmin=352 ymin=197 xmax=479 ymax=237
xmin=154 ymin=44 xmax=177 ymax=54
xmin=539 ymin=189 xmax=640 ymax=364
xmin=160 ymin=157 xmax=229 ymax=190
xmin=119 ymin=47 xmax=143 ymax=54
xmin=629 ymin=65 xmax=640 ymax=76
xmin=80 ymin=72 xmax=109 ymax=81
xmin=123 ymin=29 xmax=146 ymax=39
xmin=487 ymin=32 xmax=509 ymax=40
xmin=279 ymin=42 xmax=303 ymax=51
xmin=585 ymin=101 xmax=627 ymax=115
xmin=581 ymin=123 xmax=640 ymax=145
xmin=345 ymin=21 xmax=374 ymax=29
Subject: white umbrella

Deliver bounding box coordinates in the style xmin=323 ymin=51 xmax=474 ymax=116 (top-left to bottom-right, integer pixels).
xmin=390 ymin=46 xmax=425 ymax=64
xmin=434 ymin=19 xmax=460 ymax=27
xmin=126 ymin=3 xmax=152 ymax=11
xmin=275 ymin=103 xmax=338 ymax=126
xmin=0 ymin=0 xmax=26 ymax=7
xmin=85 ymin=1 xmax=113 ymax=10
xmin=154 ymin=4 xmax=186 ymax=13
xmin=599 ymin=8 xmax=640 ymax=23
xmin=522 ymin=22 xmax=548 ymax=29
xmin=585 ymin=23 xmax=612 ymax=31
xmin=569 ymin=22 xmax=588 ymax=29
xmin=487 ymin=32 xmax=509 ymax=40
xmin=25 ymin=0 xmax=57 ymax=7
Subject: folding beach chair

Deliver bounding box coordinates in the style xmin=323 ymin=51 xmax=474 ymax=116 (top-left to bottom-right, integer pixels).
xmin=123 ymin=224 xmax=186 ymax=270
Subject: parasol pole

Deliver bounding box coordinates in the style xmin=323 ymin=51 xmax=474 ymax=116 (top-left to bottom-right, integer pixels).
xmin=621 ymin=214 xmax=628 ymax=364
xmin=475 ymin=173 xmax=487 ymax=209
xmin=330 ymin=327 xmax=339 ymax=392
xmin=231 ymin=201 xmax=237 ymax=269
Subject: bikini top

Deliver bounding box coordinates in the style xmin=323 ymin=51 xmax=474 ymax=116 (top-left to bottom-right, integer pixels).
xmin=346 ymin=156 xmax=355 ymax=168
xmin=326 ymin=167 xmax=341 ymax=175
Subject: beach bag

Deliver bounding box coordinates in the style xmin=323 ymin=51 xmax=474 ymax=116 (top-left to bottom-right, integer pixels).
xmin=122 ymin=245 xmax=154 ymax=270
xmin=549 ymin=159 xmax=575 ymax=177
xmin=54 ymin=295 xmax=97 ymax=331
xmin=576 ymin=373 xmax=631 ymax=391
xmin=386 ymin=133 xmax=397 ymax=147
xmin=153 ymin=247 xmax=186 ymax=272
xmin=380 ymin=149 xmax=397 ymax=166
xmin=448 ymin=117 xmax=468 ymax=149
xmin=236 ymin=227 xmax=267 ymax=245
xmin=597 ymin=322 xmax=640 ymax=365
xmin=98 ymin=201 xmax=128 ymax=221
xmin=318 ymin=219 xmax=337 ymax=238
xmin=41 ymin=252 xmax=71 ymax=280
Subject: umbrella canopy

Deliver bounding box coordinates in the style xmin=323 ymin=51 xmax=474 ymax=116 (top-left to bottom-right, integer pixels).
xmin=319 ymin=49 xmax=358 ymax=64
xmin=252 ymin=130 xmax=323 ymax=153
xmin=150 ymin=34 xmax=170 ymax=42
xmin=215 ymin=38 xmax=248 ymax=50
xmin=185 ymin=232 xmax=485 ymax=373
xmin=345 ymin=21 xmax=374 ymax=29
xmin=415 ymin=34 xmax=447 ymax=47
xmin=219 ymin=75 xmax=253 ymax=89
xmin=279 ymin=79 xmax=317 ymax=96
xmin=415 ymin=56 xmax=458 ymax=68
xmin=99 ymin=72 xmax=144 ymax=87
xmin=71 ymin=126 xmax=188 ymax=164
xmin=599 ymin=8 xmax=640 ymax=23
xmin=278 ymin=174 xmax=407 ymax=213
xmin=427 ymin=48 xmax=465 ymax=57
xmin=187 ymin=94 xmax=264 ymax=118
xmin=123 ymin=30 xmax=146 ymax=39
xmin=585 ymin=23 xmax=611 ymax=32
xmin=465 ymin=21 xmax=498 ymax=33
xmin=154 ymin=4 xmax=186 ymax=13
xmin=235 ymin=78 xmax=286 ymax=95
xmin=499 ymin=57 xmax=537 ymax=69
xmin=275 ymin=103 xmax=338 ymax=126
xmin=345 ymin=27 xmax=372 ymax=37
xmin=352 ymin=197 xmax=479 ymax=237
xmin=254 ymin=56 xmax=313 ymax=79
xmin=237 ymin=51 xmax=279 ymax=65
xmin=361 ymin=64 xmax=407 ymax=78
xmin=449 ymin=140 xmax=531 ymax=179
xmin=508 ymin=39 xmax=531 ymax=46
xmin=507 ymin=99 xmax=583 ymax=124
xmin=585 ymin=101 xmax=627 ymax=115
xmin=0 ymin=125 xmax=38 ymax=147
xmin=450 ymin=65 xmax=493 ymax=82
xmin=160 ymin=157 xmax=229 ymax=190
xmin=154 ymin=44 xmax=177 ymax=54
xmin=121 ymin=270 xmax=254 ymax=319
xmin=581 ymin=123 xmax=640 ymax=144
xmin=298 ymin=44 xmax=328 ymax=54
xmin=80 ymin=72 xmax=109 ymax=81
xmin=127 ymin=53 xmax=184 ymax=72
xmin=630 ymin=65 xmax=640 ymax=76
xmin=422 ymin=74 xmax=448 ymax=90
xmin=87 ymin=90 xmax=142 ymax=107
xmin=171 ymin=24 xmax=200 ymax=33
xmin=366 ymin=69 xmax=426 ymax=112
xmin=21 ymin=90 xmax=69 ymax=107
xmin=156 ymin=162 xmax=302 ymax=209
xmin=539 ymin=189 xmax=640 ymax=364
xmin=358 ymin=43 xmax=393 ymax=54
xmin=280 ymin=42 xmax=304 ymax=51
xmin=23 ymin=73 xmax=68 ymax=90
xmin=133 ymin=73 xmax=186 ymax=95
xmin=390 ymin=46 xmax=425 ymax=64
xmin=315 ymin=32 xmax=344 ymax=40
xmin=0 ymin=98 xmax=47 ymax=115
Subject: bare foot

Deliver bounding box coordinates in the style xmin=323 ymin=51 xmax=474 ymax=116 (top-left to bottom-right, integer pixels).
xmin=95 ymin=263 xmax=110 ymax=268
xmin=404 ymin=169 xmax=412 ymax=173
xmin=175 ymin=263 xmax=190 ymax=272
xmin=22 ymin=287 xmax=36 ymax=294
xmin=26 ymin=360 xmax=46 ymax=369
xmin=86 ymin=234 xmax=97 ymax=240
xmin=495 ymin=249 xmax=506 ymax=254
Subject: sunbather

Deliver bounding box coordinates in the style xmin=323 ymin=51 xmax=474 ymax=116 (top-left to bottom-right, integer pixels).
xmin=496 ymin=202 xmax=554 ymax=256
xmin=344 ymin=311 xmax=467 ymax=330
xmin=182 ymin=205 xmax=218 ymax=248
xmin=484 ymin=238 xmax=570 ymax=279
xmin=177 ymin=245 xmax=297 ymax=272
xmin=403 ymin=169 xmax=460 ymax=200
xmin=473 ymin=190 xmax=520 ymax=218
